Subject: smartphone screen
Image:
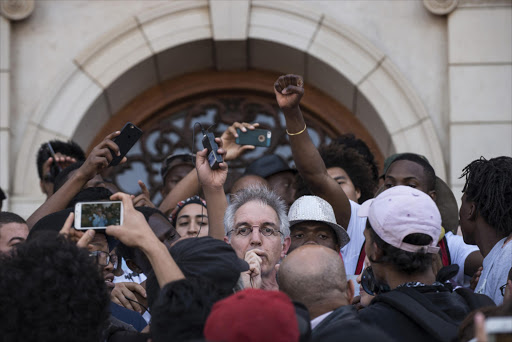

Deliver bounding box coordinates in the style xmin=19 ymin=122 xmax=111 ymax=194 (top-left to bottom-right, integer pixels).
xmin=74 ymin=201 xmax=123 ymax=229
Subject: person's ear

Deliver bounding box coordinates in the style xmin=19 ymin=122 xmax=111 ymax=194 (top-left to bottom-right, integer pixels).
xmin=429 ymin=190 xmax=437 ymax=202
xmin=370 ymin=241 xmax=383 ymax=262
xmin=346 ymin=279 xmax=355 ymax=304
xmin=355 ymin=188 xmax=361 ymax=201
xmin=468 ymin=201 xmax=477 ymax=220
xmin=223 ymin=236 xmax=230 ymax=244
xmin=281 ymin=236 xmax=291 ymax=258
xmin=40 ymin=180 xmax=48 ymax=195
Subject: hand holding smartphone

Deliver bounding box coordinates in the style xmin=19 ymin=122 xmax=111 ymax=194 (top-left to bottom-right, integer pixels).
xmin=109 ymin=122 xmax=143 ymax=166
xmin=74 ymin=201 xmax=124 ymax=229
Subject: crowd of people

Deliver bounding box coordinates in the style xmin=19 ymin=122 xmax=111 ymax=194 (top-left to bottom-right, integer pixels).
xmin=0 ymin=74 xmax=511 ymax=342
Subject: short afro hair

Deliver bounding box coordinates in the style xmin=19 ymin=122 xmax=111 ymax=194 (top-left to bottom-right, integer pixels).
xmin=388 ymin=153 xmax=437 ymax=192
xmin=319 ymin=144 xmax=377 ymax=203
xmin=0 ymin=232 xmax=110 ymax=342
xmin=0 ymin=211 xmax=26 ymax=227
xmin=460 ymin=156 xmax=512 ymax=237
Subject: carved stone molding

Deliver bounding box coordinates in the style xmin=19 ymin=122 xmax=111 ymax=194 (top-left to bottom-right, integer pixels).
xmin=423 ymin=0 xmax=459 ymax=15
xmin=0 ymin=0 xmax=35 ymax=21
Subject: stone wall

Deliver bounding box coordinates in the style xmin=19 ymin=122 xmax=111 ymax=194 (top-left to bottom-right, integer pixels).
xmin=1 ymin=0 xmax=510 ymax=216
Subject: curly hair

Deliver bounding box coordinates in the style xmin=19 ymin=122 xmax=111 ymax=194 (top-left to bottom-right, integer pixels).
xmin=319 ymin=143 xmax=377 ymax=203
xmin=151 ymin=277 xmax=230 ymax=342
xmin=366 ymin=223 xmax=433 ymax=275
xmin=460 ymin=156 xmax=512 ymax=237
xmin=0 ymin=232 xmax=110 ymax=342
xmin=334 ymin=134 xmax=380 ymax=183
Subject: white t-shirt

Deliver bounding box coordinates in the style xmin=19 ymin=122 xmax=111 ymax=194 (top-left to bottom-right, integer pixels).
xmin=475 ymin=237 xmax=512 ymax=305
xmin=444 ymin=231 xmax=480 ymax=285
xmin=340 ymin=200 xmax=367 ymax=276
xmin=114 ymin=258 xmax=147 ymax=284
xmin=113 ymin=259 xmax=151 ymax=323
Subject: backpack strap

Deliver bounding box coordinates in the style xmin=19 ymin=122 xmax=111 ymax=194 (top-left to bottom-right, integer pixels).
xmin=374 ymin=287 xmax=458 ymax=342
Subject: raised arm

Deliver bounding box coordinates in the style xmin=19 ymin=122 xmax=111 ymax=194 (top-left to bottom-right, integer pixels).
xmin=158 ymin=122 xmax=259 ymax=216
xmin=195 ymin=137 xmax=229 ymax=241
xmin=274 ymin=74 xmax=351 ymax=229
xmin=159 ymin=169 xmax=201 ymax=215
xmin=27 ymin=131 xmax=123 ymax=229
xmin=107 ymin=192 xmax=184 ymax=288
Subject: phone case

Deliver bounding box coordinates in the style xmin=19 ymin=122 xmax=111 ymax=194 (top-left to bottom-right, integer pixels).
xmin=109 ymin=122 xmax=143 ymax=166
xmin=235 ymin=128 xmax=272 ymax=147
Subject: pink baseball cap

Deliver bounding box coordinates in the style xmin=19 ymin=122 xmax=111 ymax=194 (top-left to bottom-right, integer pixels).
xmin=358 ymin=185 xmax=441 ymax=254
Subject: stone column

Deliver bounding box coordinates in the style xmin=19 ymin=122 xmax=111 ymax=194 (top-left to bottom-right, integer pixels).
xmin=447 ymin=0 xmax=512 ymax=200
xmin=0 ymin=0 xmax=35 ymax=210
xmin=424 ymin=0 xmax=512 ymax=203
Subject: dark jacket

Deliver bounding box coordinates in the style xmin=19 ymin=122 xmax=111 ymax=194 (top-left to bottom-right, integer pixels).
xmin=359 ymin=284 xmax=495 ymax=342
xmin=312 ymin=304 xmax=359 ymax=337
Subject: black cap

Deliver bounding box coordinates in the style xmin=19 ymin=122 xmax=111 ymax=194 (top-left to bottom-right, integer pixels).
xmin=170 ymin=236 xmax=249 ymax=291
xmin=161 ymin=153 xmax=195 ymax=180
xmin=244 ymin=154 xmax=296 ymax=179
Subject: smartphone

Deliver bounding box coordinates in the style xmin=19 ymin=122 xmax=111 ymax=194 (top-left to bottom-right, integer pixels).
xmin=47 ymin=142 xmax=62 ymax=179
xmin=235 ymin=128 xmax=271 ymax=147
xmin=74 ymin=201 xmax=123 ymax=229
xmin=109 ymin=122 xmax=143 ymax=166
xmin=486 ymin=317 xmax=512 ymax=342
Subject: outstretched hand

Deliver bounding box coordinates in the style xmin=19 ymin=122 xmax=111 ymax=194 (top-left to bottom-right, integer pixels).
xmin=274 ymin=74 xmax=304 ymax=111
xmin=77 ymin=131 xmax=127 ymax=182
xmin=221 ymin=122 xmax=260 ymax=161
xmin=106 ymin=192 xmax=158 ymax=250
xmin=195 ymin=138 xmax=228 ymax=190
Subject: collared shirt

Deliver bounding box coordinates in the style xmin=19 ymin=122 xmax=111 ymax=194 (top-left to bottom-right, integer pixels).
xmin=310 ymin=310 xmax=333 ymax=330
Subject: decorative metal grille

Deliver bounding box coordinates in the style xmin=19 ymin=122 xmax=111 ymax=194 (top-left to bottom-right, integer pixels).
xmin=107 ymin=92 xmax=335 ymax=204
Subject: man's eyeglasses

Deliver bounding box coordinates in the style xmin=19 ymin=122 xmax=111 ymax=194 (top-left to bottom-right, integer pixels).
xmin=499 ymin=283 xmax=508 ymax=297
xmin=90 ymin=251 xmax=118 ymax=268
xmin=229 ymin=225 xmax=283 ymax=237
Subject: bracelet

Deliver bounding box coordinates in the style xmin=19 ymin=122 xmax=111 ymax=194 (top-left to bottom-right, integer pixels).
xmin=286 ymin=124 xmax=307 ymax=136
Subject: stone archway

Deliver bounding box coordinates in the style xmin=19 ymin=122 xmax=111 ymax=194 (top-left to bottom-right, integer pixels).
xmin=12 ymin=0 xmax=445 ymax=212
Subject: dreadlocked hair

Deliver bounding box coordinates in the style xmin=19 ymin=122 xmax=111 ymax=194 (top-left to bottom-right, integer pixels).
xmin=319 ymin=144 xmax=377 ymax=203
xmin=460 ymin=156 xmax=512 ymax=237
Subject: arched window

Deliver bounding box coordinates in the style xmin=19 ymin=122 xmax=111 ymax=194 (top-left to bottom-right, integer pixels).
xmin=90 ymin=71 xmax=383 ymax=204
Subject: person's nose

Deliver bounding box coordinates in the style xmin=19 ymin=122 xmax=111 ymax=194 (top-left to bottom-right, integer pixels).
xmin=249 ymin=227 xmax=263 ymax=246
xmin=187 ymin=222 xmax=199 ymax=237
xmin=356 ymin=272 xmax=362 ymax=284
xmin=104 ymin=259 xmax=114 ymax=273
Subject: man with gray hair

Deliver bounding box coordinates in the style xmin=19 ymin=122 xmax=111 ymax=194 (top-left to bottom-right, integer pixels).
xmin=224 ymin=186 xmax=291 ymax=290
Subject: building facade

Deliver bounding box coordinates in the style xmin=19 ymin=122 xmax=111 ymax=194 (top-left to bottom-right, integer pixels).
xmin=0 ymin=0 xmax=511 ymax=216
